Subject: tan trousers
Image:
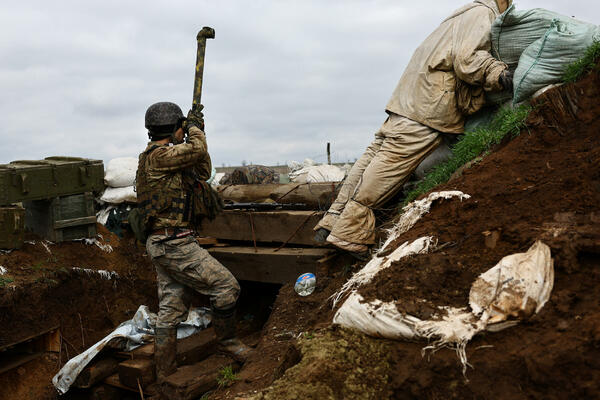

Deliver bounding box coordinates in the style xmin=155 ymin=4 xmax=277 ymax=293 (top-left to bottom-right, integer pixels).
xmin=317 ymin=114 xmax=441 ymax=247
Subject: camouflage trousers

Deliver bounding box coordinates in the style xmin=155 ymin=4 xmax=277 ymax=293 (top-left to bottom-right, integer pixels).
xmin=146 ymin=234 xmax=240 ymax=329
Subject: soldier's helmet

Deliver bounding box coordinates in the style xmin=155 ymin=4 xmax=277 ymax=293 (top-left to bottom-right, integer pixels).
xmin=145 ymin=102 xmax=184 ymax=139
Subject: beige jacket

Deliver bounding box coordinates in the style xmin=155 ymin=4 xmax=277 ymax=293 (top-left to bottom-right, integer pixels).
xmin=386 ymin=0 xmax=508 ymax=134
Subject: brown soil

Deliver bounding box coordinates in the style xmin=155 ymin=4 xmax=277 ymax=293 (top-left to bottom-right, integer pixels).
xmin=3 ymin=66 xmax=600 ymax=400
xmin=218 ymin=67 xmax=600 ymax=399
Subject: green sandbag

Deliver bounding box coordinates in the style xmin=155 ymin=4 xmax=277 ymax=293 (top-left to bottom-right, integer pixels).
xmin=491 ymin=4 xmax=565 ymax=70
xmin=513 ymin=20 xmax=600 ymax=103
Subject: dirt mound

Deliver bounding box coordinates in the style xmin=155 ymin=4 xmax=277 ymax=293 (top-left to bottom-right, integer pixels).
xmin=229 ymin=67 xmax=600 ymax=399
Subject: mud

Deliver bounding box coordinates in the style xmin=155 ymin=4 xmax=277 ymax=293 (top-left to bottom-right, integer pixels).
xmin=225 ymin=66 xmax=600 ymax=399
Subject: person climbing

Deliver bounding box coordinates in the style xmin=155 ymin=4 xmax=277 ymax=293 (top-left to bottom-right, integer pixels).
xmin=135 ymin=102 xmax=253 ymax=388
xmin=314 ymin=0 xmax=513 ymax=257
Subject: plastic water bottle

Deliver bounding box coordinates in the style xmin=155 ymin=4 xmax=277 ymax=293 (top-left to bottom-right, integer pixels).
xmin=294 ymin=273 xmax=316 ymax=296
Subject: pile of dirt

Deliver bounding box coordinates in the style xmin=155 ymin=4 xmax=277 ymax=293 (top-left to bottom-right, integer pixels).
xmin=0 ymin=226 xmax=159 ymax=399
xmin=221 ymin=66 xmax=600 ymax=399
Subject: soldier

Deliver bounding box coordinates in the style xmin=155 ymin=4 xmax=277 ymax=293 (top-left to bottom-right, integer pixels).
xmin=314 ymin=0 xmax=513 ymax=256
xmin=135 ymin=102 xmax=253 ymax=386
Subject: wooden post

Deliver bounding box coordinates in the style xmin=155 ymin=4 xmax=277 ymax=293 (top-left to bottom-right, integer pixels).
xmin=327 ymin=142 xmax=331 ymax=165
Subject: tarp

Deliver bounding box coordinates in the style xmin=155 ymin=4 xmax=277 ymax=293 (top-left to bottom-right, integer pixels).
xmin=52 ymin=305 xmax=211 ymax=394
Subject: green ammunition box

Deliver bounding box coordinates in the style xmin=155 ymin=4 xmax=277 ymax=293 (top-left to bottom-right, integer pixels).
xmin=0 ymin=157 xmax=104 ymax=206
xmin=24 ymin=192 xmax=96 ymax=242
xmin=0 ymin=205 xmax=25 ymax=250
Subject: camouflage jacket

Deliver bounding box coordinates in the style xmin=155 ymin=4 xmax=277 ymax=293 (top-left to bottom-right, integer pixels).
xmin=136 ymin=126 xmax=211 ymax=230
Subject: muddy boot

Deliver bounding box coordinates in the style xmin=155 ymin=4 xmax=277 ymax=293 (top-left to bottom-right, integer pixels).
xmin=212 ymin=306 xmax=254 ymax=363
xmin=154 ymin=327 xmax=178 ymax=386
xmin=313 ymin=228 xmax=330 ymax=243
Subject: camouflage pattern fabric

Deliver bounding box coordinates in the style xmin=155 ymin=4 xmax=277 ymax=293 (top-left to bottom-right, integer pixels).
xmin=136 ymin=126 xmax=209 ymax=230
xmin=219 ymin=165 xmax=279 ymax=185
xmin=146 ymin=234 xmax=240 ymax=328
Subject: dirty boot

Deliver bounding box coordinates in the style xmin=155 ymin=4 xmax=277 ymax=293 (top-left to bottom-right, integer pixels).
xmin=212 ymin=306 xmax=254 ymax=363
xmin=313 ymin=228 xmax=330 ymax=243
xmin=154 ymin=327 xmax=177 ymax=384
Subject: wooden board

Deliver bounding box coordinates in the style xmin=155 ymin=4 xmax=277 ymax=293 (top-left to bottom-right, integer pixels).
xmin=161 ymin=355 xmax=239 ymax=400
xmin=208 ymin=246 xmax=333 ymax=284
xmin=218 ymin=182 xmax=340 ymax=209
xmin=104 ymin=373 xmax=156 ymax=396
xmin=74 ymin=357 xmax=119 ymax=389
xmin=197 ymin=210 xmax=324 ymax=246
xmin=117 ymin=328 xmax=217 ymax=366
xmin=118 ymin=358 xmax=155 ymax=389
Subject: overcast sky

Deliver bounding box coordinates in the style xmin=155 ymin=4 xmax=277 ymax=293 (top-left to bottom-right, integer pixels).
xmin=1 ymin=1 xmax=597 ymax=168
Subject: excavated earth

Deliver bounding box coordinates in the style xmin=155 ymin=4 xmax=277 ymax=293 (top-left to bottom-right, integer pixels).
xmin=2 ymin=66 xmax=600 ymax=400
xmin=208 ymin=66 xmax=600 ymax=399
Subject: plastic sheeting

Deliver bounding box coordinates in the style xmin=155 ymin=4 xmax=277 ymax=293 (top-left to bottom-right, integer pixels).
xmin=52 ymin=305 xmax=211 ymax=395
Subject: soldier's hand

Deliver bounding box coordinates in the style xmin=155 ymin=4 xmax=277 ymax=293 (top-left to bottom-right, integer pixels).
xmin=499 ymin=69 xmax=513 ymax=92
xmin=186 ymin=104 xmax=205 ymax=131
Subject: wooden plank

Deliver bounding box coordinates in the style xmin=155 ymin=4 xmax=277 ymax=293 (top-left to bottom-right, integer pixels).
xmin=54 ymin=215 xmax=97 ymax=229
xmin=161 ymin=355 xmax=239 ymax=400
xmin=0 ymin=325 xmax=60 ymax=352
xmin=118 ymin=358 xmax=155 ymax=389
xmin=197 ymin=210 xmax=324 ymax=246
xmin=0 ymin=352 xmax=43 ymax=375
xmin=209 ymin=246 xmax=333 ymax=284
xmin=218 ymin=182 xmax=340 ymax=209
xmin=74 ymin=357 xmax=119 ymax=389
xmin=118 ymin=328 xmax=217 ymax=366
xmin=104 ymin=373 xmax=156 ymax=396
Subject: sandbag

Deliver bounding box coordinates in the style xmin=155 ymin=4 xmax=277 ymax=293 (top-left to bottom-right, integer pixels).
xmin=491 ymin=5 xmax=563 ymax=70
xmin=100 ymin=186 xmax=136 ymax=204
xmin=289 ymin=164 xmax=346 ymax=183
xmin=513 ymin=20 xmax=600 ymax=103
xmin=104 ymin=157 xmax=138 ymax=188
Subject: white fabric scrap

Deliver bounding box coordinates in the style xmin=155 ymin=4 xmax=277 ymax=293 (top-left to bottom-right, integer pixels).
xmin=42 ymin=240 xmax=53 ymax=254
xmin=332 ymin=236 xmax=436 ymax=307
xmin=52 ymin=305 xmax=211 ymax=394
xmin=380 ymin=191 xmax=470 ymax=251
xmin=0 ymin=266 xmax=6 ymax=275
xmin=96 ymin=206 xmax=116 ymax=226
xmin=72 ymin=238 xmax=113 ymax=253
xmin=72 ymin=267 xmax=119 ymax=280
xmin=334 ymin=241 xmax=554 ymax=373
xmin=469 ymin=240 xmax=554 ymax=323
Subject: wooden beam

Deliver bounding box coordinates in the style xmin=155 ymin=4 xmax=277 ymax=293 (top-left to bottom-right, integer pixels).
xmin=161 ymin=355 xmax=239 ymax=400
xmin=74 ymin=357 xmax=119 ymax=389
xmin=209 ymin=246 xmax=333 ymax=284
xmin=104 ymin=373 xmax=157 ymax=396
xmin=197 ymin=210 xmax=324 ymax=246
xmin=218 ymin=182 xmax=340 ymax=209
xmin=118 ymin=358 xmax=155 ymax=389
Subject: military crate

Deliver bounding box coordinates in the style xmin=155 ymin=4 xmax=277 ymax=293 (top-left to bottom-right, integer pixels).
xmin=0 ymin=206 xmax=25 ymax=250
xmin=24 ymin=192 xmax=96 ymax=242
xmin=0 ymin=156 xmax=104 ymax=206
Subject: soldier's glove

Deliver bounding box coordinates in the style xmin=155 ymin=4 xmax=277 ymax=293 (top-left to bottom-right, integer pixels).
xmin=186 ymin=104 xmax=205 ymax=132
xmin=499 ymin=70 xmax=513 ymax=92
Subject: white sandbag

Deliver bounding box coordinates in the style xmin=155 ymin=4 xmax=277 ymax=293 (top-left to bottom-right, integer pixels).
xmin=100 ymin=186 xmax=136 ymax=204
xmin=104 ymin=157 xmax=138 ymax=188
xmin=289 ymin=164 xmax=346 ymax=183
xmin=513 ymin=19 xmax=600 ymax=103
xmin=334 ymin=241 xmax=554 ymax=371
xmin=469 ymin=240 xmax=554 ymax=323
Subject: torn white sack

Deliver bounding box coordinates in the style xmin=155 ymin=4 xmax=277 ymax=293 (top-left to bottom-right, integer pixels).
xmin=379 ymin=191 xmax=471 ymax=252
xmin=331 ymin=236 xmax=436 ymax=307
xmin=334 ymin=241 xmax=554 ymax=371
xmin=52 ymin=305 xmax=211 ymax=395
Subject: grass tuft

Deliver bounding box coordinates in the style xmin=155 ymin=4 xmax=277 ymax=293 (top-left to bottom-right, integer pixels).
xmin=403 ymin=104 xmax=531 ymax=205
xmin=217 ymin=366 xmax=239 ymax=388
xmin=563 ymin=40 xmax=600 ymax=83
xmin=0 ymin=276 xmax=14 ymax=287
